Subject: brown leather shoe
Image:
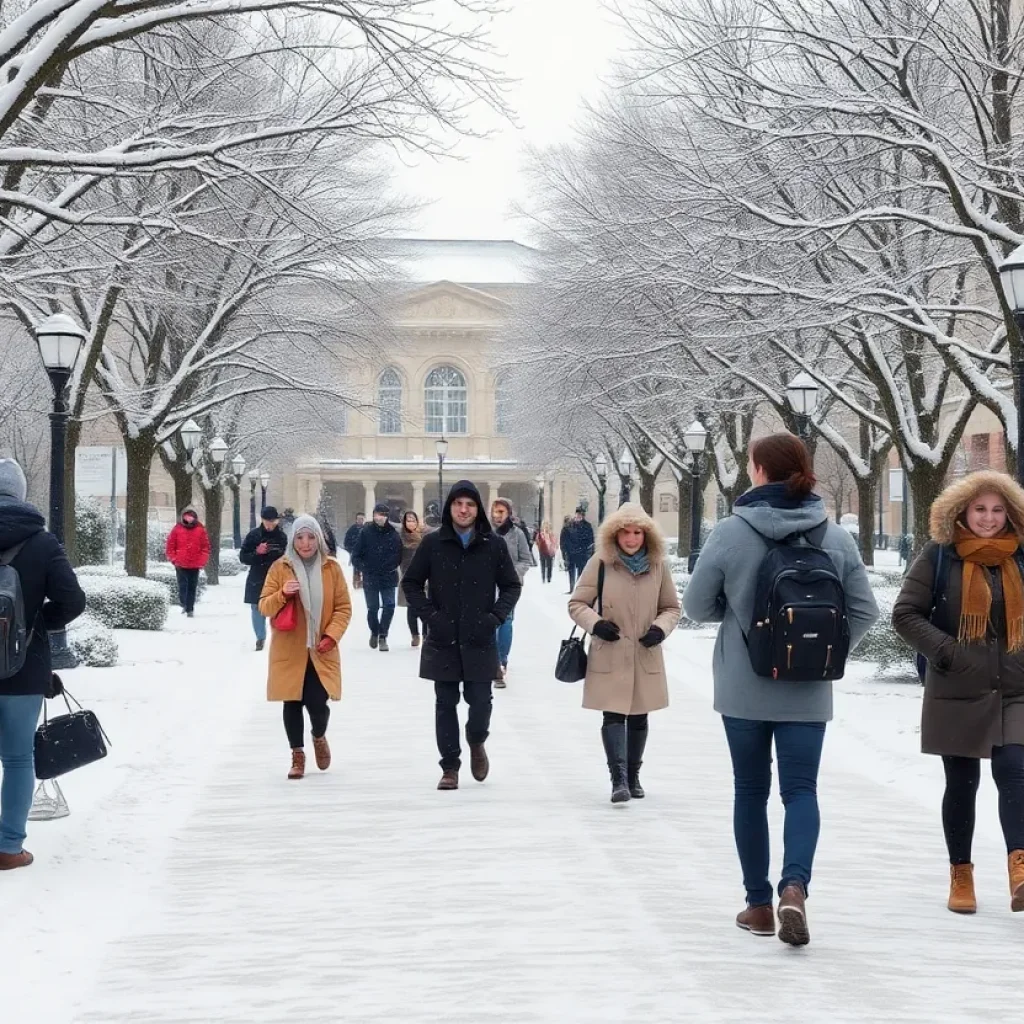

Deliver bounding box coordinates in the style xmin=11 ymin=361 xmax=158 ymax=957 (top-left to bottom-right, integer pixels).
xmin=437 ymin=768 xmax=459 ymax=790
xmin=288 ymin=749 xmax=305 ymax=780
xmin=736 ymin=904 xmax=775 ymax=936
xmin=470 ymin=743 xmax=489 ymax=782
xmin=1009 ymin=850 xmax=1024 ymax=911
xmin=411 ymin=634 xmax=421 ymax=648
xmin=0 ymin=850 xmax=33 ymax=870
xmin=312 ymin=735 xmax=331 ymax=771
xmin=948 ymin=863 xmax=977 ymax=914
xmin=778 ymin=884 xmax=810 ymax=946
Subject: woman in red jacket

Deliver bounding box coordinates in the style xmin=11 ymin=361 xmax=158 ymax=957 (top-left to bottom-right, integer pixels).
xmin=165 ymin=505 xmax=210 ymax=617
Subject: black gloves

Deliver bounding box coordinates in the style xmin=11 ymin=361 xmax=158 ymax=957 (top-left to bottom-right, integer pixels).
xmin=592 ymin=619 xmax=621 ymax=642
xmin=639 ymin=626 xmax=666 ymax=648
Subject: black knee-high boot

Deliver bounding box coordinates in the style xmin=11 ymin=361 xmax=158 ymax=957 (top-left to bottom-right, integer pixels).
xmin=601 ymin=723 xmax=630 ymax=803
xmin=627 ymin=720 xmax=648 ymax=799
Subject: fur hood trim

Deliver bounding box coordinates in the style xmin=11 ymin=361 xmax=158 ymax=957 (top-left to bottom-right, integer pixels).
xmin=930 ymin=471 xmax=1024 ymax=544
xmin=596 ymin=503 xmax=666 ymax=563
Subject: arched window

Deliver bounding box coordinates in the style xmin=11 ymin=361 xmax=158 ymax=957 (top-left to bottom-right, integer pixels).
xmin=494 ymin=373 xmax=510 ymax=435
xmin=378 ymin=367 xmax=402 ymax=434
xmin=424 ymin=365 xmax=468 ymax=434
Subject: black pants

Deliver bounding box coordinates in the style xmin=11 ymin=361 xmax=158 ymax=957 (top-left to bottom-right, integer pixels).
xmin=283 ymin=659 xmax=330 ymax=749
xmin=539 ymin=554 xmax=554 ymax=583
xmin=435 ymin=681 xmax=492 ymax=771
xmin=407 ymin=607 xmax=421 ymax=637
xmin=175 ymin=567 xmax=200 ymax=612
xmin=942 ymin=744 xmax=1024 ymax=863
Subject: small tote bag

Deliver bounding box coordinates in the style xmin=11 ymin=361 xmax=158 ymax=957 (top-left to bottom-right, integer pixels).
xmin=555 ymin=562 xmax=604 ymax=683
xmin=34 ymin=686 xmax=111 ymax=780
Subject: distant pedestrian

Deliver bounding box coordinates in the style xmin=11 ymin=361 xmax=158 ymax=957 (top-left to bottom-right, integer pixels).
xmin=318 ymin=516 xmax=338 ymax=557
xmin=343 ymin=512 xmax=365 ymax=588
xmin=165 ymin=505 xmax=210 ymax=617
xmin=259 ymin=516 xmax=352 ymax=780
xmin=684 ymin=433 xmax=878 ymax=946
xmin=560 ymin=515 xmax=572 ymax=584
xmin=893 ymin=470 xmax=1024 ymax=917
xmin=569 ymin=504 xmax=680 ymax=804
xmin=402 ymin=481 xmax=521 ymax=791
xmin=491 ymin=498 xmax=534 ymax=688
xmin=565 ymin=508 xmax=595 ymax=592
xmin=239 ymin=506 xmax=288 ymax=651
xmin=536 ymin=521 xmax=557 ymax=584
xmin=397 ymin=510 xmax=426 ymax=647
xmin=0 ymin=458 xmax=86 ymax=869
xmin=352 ymin=503 xmax=402 ymax=652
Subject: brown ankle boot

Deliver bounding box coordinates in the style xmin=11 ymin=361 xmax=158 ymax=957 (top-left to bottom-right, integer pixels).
xmin=288 ymin=749 xmax=305 ymax=780
xmin=1009 ymin=851 xmax=1024 ymax=911
xmin=0 ymin=850 xmax=33 ymax=870
xmin=312 ymin=735 xmax=331 ymax=771
xmin=777 ymin=884 xmax=810 ymax=946
xmin=948 ymin=863 xmax=977 ymax=914
xmin=736 ymin=904 xmax=775 ymax=936
xmin=437 ymin=768 xmax=459 ymax=790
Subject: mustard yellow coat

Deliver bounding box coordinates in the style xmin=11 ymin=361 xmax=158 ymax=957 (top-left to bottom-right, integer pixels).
xmin=259 ymin=557 xmax=352 ymax=702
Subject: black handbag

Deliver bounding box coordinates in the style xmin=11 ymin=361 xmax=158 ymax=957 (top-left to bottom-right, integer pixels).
xmin=34 ymin=686 xmax=111 ymax=780
xmin=555 ymin=563 xmax=604 ymax=683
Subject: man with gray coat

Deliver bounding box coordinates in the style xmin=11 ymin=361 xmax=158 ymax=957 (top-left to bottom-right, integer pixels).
xmin=491 ymin=498 xmax=534 ymax=688
xmin=683 ymin=433 xmax=878 ymax=947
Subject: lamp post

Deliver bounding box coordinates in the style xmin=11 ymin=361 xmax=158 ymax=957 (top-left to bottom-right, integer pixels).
xmin=260 ymin=470 xmax=269 ymax=508
xmin=248 ymin=468 xmax=259 ymax=530
xmin=230 ymin=454 xmax=245 ymax=547
xmin=683 ymin=419 xmax=709 ymax=573
xmin=179 ymin=418 xmax=202 ymax=469
xmin=786 ymin=372 xmax=820 ymax=442
xmin=35 ymin=312 xmax=86 ymax=671
xmin=535 ymin=472 xmax=545 ymax=527
xmin=998 ymin=244 xmax=1024 ymax=481
xmin=618 ymin=448 xmax=634 ymax=507
xmin=436 ymin=436 xmax=449 ymax=508
xmin=594 ymin=453 xmax=608 ymax=523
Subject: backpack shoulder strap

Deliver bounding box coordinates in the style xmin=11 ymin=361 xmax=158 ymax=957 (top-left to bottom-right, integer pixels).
xmin=804 ymin=522 xmax=829 ymax=548
xmin=0 ymin=539 xmax=27 ymax=566
xmin=930 ymin=544 xmax=945 ymax=608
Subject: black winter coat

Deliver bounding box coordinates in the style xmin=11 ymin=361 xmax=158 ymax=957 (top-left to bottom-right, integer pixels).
xmin=352 ymin=521 xmax=403 ymax=585
xmin=566 ymin=520 xmax=595 ymax=562
xmin=239 ymin=525 xmax=288 ymax=604
xmin=402 ymin=481 xmax=521 ymax=683
xmin=343 ymin=522 xmax=363 ymax=555
xmin=0 ymin=498 xmax=86 ymax=696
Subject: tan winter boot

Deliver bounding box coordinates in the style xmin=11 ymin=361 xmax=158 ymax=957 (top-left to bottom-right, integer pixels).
xmin=948 ymin=864 xmax=977 ymax=914
xmin=288 ymin=749 xmax=306 ymax=780
xmin=312 ymin=735 xmax=331 ymax=771
xmin=1009 ymin=850 xmax=1024 ymax=911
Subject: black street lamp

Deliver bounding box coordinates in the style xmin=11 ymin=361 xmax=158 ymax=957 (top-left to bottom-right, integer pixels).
xmin=248 ymin=468 xmax=259 ymax=530
xmin=230 ymin=454 xmax=245 ymax=547
xmin=594 ymin=453 xmax=608 ymax=523
xmin=260 ymin=469 xmax=270 ymax=508
xmin=618 ymin=448 xmax=634 ymax=507
xmin=436 ymin=436 xmax=449 ymax=508
xmin=998 ymin=246 xmax=1024 ymax=481
xmin=786 ymin=372 xmax=821 ymax=442
xmin=35 ymin=313 xmax=87 ymax=670
xmin=683 ymin=419 xmax=709 ymax=573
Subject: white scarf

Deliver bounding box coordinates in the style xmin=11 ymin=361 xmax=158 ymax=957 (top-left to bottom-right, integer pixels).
xmin=285 ymin=515 xmax=327 ymax=649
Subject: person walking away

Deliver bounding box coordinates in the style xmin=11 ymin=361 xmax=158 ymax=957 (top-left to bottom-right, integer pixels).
xmin=402 ymin=481 xmax=521 ymax=791
xmin=569 ymin=504 xmax=680 ymax=805
xmin=239 ymin=506 xmax=288 ymax=651
xmin=165 ymin=505 xmax=210 ymax=617
xmin=0 ymin=458 xmax=86 ymax=869
xmin=683 ymin=433 xmax=878 ymax=946
xmin=343 ymin=513 xmax=365 ymax=588
xmin=259 ymin=516 xmax=352 ymax=779
xmin=491 ymin=498 xmax=534 ymax=688
xmin=560 ymin=515 xmax=572 ymax=589
xmin=893 ymin=470 xmax=1024 ymax=916
xmin=566 ymin=508 xmax=595 ymax=592
xmin=353 ymin=503 xmax=402 ymax=652
xmin=397 ymin=510 xmax=427 ymax=647
xmin=536 ymin=521 xmax=557 ymax=584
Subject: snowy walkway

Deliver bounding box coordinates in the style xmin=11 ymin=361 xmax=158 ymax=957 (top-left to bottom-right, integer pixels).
xmin=4 ymin=568 xmax=1022 ymax=1022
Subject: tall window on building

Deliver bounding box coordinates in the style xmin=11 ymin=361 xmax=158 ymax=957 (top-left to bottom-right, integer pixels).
xmin=969 ymin=433 xmax=990 ymax=470
xmin=378 ymin=367 xmax=402 ymax=434
xmin=495 ymin=373 xmax=510 ymax=435
xmin=424 ymin=365 xmax=468 ymax=434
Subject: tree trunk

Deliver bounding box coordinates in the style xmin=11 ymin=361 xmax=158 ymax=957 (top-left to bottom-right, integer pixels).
xmin=907 ymin=462 xmax=946 ymax=562
xmin=124 ymin=433 xmax=156 ymax=577
xmin=677 ymin=473 xmax=692 ymax=558
xmin=203 ymin=482 xmax=223 ymax=585
xmin=172 ymin=463 xmax=193 ymax=512
xmin=638 ymin=470 xmax=656 ymax=515
xmin=856 ymin=476 xmax=877 ymax=566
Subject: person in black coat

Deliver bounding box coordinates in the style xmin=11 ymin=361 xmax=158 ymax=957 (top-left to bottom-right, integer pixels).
xmin=352 ymin=503 xmax=403 ymax=651
xmin=343 ymin=513 xmax=365 ymax=588
xmin=565 ymin=509 xmax=596 ymax=592
xmin=0 ymin=459 xmax=86 ymax=870
xmin=402 ymin=480 xmax=521 ymax=791
xmin=239 ymin=506 xmax=288 ymax=651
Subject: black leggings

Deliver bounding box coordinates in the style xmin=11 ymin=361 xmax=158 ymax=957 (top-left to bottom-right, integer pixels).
xmin=283 ymin=659 xmax=330 ymax=749
xmin=407 ymin=607 xmax=421 ymax=637
xmin=942 ymin=744 xmax=1024 ymax=863
xmin=539 ymin=554 xmax=554 ymax=583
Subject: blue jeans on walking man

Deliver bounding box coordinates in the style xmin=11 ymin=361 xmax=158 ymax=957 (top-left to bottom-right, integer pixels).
xmin=249 ymin=603 xmax=267 ymax=643
xmin=364 ymin=579 xmax=396 ymax=639
xmin=495 ymin=608 xmax=515 ymax=669
xmin=722 ymin=716 xmax=826 ymax=907
xmin=0 ymin=694 xmax=44 ymax=855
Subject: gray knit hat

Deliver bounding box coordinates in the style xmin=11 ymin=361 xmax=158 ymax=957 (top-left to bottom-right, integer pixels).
xmin=0 ymin=459 xmax=27 ymax=501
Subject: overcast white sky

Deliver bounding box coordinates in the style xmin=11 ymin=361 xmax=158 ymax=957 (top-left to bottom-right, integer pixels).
xmin=392 ymin=0 xmax=625 ymax=243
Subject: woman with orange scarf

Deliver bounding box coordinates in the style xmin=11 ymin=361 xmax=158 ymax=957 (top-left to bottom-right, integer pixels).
xmin=894 ymin=471 xmax=1024 ymax=916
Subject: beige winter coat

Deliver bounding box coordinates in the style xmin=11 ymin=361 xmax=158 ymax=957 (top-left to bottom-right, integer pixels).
xmin=568 ymin=504 xmax=681 ymax=715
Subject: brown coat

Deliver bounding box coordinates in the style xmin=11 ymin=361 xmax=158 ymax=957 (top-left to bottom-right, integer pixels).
xmin=568 ymin=504 xmax=681 ymax=715
xmin=397 ymin=525 xmax=424 ymax=608
xmin=259 ymin=557 xmax=352 ymax=702
xmin=892 ymin=471 xmax=1024 ymax=758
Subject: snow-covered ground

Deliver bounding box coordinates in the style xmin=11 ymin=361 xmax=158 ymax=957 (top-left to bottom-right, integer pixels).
xmin=3 ymin=568 xmax=1019 ymax=1022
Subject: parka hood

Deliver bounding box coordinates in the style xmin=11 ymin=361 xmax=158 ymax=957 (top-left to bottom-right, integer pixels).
xmin=442 ymin=480 xmax=491 ymax=535
xmin=180 ymin=504 xmax=199 ymax=524
xmin=929 ymin=470 xmax=1024 ymax=544
xmin=0 ymin=496 xmax=45 ymax=550
xmin=731 ymin=494 xmax=829 ymax=542
xmin=597 ymin=503 xmax=665 ymax=563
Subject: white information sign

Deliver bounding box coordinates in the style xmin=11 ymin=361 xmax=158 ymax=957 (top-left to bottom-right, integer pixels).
xmin=888 ymin=468 xmax=904 ymax=502
xmin=75 ymin=446 xmax=127 ymax=498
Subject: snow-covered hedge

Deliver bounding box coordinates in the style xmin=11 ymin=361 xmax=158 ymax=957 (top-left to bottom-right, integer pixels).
xmin=79 ymin=575 xmax=169 ymax=630
xmin=850 ymin=586 xmax=917 ymax=676
xmin=67 ymin=614 xmax=119 ymax=667
xmin=75 ymin=498 xmax=109 ymax=565
xmin=75 ymin=564 xmax=123 ymax=578
xmin=145 ymin=564 xmax=207 ymax=605
xmin=218 ymin=550 xmax=242 ymax=577
xmin=148 ymin=522 xmax=170 ymax=563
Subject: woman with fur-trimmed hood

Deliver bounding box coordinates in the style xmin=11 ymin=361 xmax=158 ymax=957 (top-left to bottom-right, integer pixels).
xmin=568 ymin=503 xmax=680 ymax=805
xmin=893 ymin=470 xmax=1024 ymax=917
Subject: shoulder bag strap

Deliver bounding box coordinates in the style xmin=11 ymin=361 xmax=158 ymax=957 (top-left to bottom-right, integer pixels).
xmin=597 ymin=561 xmax=605 ymax=618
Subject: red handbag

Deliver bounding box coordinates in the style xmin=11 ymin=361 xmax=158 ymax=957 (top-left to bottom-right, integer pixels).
xmin=274 ymin=595 xmax=298 ymax=632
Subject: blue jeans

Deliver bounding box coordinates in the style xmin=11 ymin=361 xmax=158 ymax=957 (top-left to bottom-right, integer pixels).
xmin=250 ymin=603 xmax=267 ymax=642
xmin=495 ymin=609 xmax=515 ymax=667
xmin=364 ymin=580 xmax=396 ymax=638
xmin=721 ymin=716 xmax=826 ymax=906
xmin=0 ymin=694 xmax=43 ymax=854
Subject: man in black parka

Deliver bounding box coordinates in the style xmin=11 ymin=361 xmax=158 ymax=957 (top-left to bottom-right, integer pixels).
xmin=402 ymin=480 xmax=521 ymax=790
xmin=239 ymin=506 xmax=288 ymax=651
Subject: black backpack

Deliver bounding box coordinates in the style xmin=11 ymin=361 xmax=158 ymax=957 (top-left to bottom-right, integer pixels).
xmin=0 ymin=540 xmax=29 ymax=680
xmin=744 ymin=521 xmax=850 ymax=681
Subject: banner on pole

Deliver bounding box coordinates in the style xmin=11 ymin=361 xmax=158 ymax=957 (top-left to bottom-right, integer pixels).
xmin=75 ymin=447 xmax=127 ymax=498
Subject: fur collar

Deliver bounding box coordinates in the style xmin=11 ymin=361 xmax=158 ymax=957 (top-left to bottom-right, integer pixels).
xmin=596 ymin=503 xmax=665 ymax=563
xmin=930 ymin=470 xmax=1024 ymax=545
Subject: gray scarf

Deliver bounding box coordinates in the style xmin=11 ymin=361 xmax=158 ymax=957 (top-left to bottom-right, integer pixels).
xmin=286 ymin=515 xmax=327 ymax=649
